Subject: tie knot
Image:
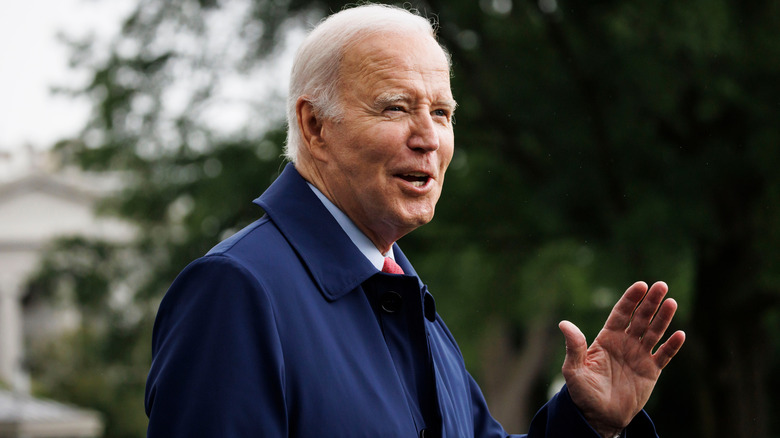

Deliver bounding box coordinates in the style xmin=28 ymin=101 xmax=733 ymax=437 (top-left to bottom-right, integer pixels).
xmin=382 ymin=257 xmax=405 ymax=275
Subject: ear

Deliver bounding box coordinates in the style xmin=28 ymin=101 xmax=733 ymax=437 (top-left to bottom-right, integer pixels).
xmin=296 ymin=97 xmax=329 ymax=162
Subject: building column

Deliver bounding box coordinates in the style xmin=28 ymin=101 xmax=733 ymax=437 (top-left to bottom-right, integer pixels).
xmin=0 ymin=278 xmax=27 ymax=392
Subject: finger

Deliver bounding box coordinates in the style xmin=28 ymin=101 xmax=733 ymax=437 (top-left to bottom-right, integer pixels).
xmin=559 ymin=320 xmax=588 ymax=372
xmin=604 ymin=281 xmax=649 ymax=331
xmin=641 ymin=298 xmax=678 ymax=349
xmin=625 ymin=281 xmax=668 ymax=338
xmin=653 ymin=330 xmax=686 ymax=369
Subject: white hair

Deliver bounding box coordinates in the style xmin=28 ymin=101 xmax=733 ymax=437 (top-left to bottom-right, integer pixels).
xmin=284 ymin=3 xmax=449 ymax=163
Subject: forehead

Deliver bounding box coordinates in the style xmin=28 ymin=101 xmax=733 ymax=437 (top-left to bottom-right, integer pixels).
xmin=340 ymin=31 xmax=453 ymax=100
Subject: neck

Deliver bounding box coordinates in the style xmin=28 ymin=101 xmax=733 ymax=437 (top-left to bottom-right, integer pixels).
xmin=296 ymin=160 xmax=397 ymax=254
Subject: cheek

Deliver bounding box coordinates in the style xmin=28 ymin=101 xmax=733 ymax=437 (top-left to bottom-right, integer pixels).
xmin=440 ymin=137 xmax=455 ymax=171
xmin=348 ymin=129 xmax=402 ymax=164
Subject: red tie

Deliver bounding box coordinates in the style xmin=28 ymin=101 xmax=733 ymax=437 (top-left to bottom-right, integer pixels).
xmin=382 ymin=257 xmax=405 ymax=275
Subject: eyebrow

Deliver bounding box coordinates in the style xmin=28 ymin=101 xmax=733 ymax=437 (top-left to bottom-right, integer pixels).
xmin=373 ymin=92 xmax=458 ymax=111
xmin=374 ymin=92 xmax=412 ymax=108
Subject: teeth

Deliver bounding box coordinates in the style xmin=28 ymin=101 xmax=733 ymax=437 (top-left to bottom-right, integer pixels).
xmin=398 ymin=172 xmax=429 ymax=187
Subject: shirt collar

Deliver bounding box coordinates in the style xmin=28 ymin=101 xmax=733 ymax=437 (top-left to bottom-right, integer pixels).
xmin=253 ymin=164 xmax=419 ymax=301
xmin=306 ymin=182 xmax=394 ymax=271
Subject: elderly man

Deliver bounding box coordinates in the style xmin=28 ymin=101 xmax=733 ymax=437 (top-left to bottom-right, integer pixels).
xmin=145 ymin=4 xmax=685 ymax=437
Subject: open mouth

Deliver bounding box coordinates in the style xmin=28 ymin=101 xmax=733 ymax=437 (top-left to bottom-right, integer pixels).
xmin=397 ymin=172 xmax=431 ymax=188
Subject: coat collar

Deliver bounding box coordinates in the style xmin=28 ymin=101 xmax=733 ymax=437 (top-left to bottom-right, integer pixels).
xmin=254 ymin=164 xmax=421 ymax=301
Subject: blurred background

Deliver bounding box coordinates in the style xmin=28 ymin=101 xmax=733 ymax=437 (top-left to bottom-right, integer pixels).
xmin=1 ymin=0 xmax=779 ymax=437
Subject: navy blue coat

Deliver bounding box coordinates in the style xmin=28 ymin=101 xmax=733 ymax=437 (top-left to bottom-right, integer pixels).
xmin=145 ymin=165 xmax=658 ymax=437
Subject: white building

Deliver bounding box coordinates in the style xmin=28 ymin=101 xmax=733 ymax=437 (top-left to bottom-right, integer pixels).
xmin=0 ymin=390 xmax=103 ymax=438
xmin=0 ymin=148 xmax=132 ymax=437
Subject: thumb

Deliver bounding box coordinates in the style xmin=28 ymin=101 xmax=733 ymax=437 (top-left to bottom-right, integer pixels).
xmin=559 ymin=320 xmax=587 ymax=371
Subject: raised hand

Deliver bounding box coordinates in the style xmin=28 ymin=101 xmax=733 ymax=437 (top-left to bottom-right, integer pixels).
xmin=558 ymin=281 xmax=686 ymax=437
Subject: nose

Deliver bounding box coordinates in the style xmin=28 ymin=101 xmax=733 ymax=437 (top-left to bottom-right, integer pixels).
xmin=407 ymin=112 xmax=439 ymax=152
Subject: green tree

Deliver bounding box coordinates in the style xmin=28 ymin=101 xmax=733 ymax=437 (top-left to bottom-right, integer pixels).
xmin=27 ymin=0 xmax=780 ymax=436
xmin=421 ymin=1 xmax=780 ymax=435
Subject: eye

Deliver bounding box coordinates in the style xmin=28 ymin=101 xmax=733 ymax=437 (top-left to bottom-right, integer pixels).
xmin=385 ymin=105 xmax=406 ymax=113
xmin=432 ymin=108 xmax=452 ymax=122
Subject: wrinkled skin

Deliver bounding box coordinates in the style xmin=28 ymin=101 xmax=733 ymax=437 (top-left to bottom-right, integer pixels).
xmin=559 ymin=281 xmax=686 ymax=437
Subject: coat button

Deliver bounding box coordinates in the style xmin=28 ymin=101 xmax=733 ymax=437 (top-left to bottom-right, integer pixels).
xmin=419 ymin=429 xmax=432 ymax=438
xmin=380 ymin=291 xmax=402 ymax=313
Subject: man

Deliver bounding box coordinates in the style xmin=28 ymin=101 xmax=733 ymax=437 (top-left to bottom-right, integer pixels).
xmin=145 ymin=4 xmax=685 ymax=437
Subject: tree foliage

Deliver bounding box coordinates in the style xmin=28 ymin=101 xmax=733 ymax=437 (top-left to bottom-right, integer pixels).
xmin=27 ymin=0 xmax=780 ymax=436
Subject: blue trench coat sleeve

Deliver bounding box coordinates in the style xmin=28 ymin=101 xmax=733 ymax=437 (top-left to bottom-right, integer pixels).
xmin=145 ymin=255 xmax=288 ymax=436
xmin=145 ymin=164 xmax=660 ymax=437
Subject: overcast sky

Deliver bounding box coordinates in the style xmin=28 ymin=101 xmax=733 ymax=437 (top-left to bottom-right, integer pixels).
xmin=0 ymin=0 xmax=134 ymax=152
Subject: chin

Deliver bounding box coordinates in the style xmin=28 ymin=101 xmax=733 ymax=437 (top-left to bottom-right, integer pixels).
xmin=402 ymin=207 xmax=436 ymax=228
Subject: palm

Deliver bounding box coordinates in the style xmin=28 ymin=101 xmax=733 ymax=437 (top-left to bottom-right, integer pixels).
xmin=559 ymin=282 xmax=686 ymax=436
